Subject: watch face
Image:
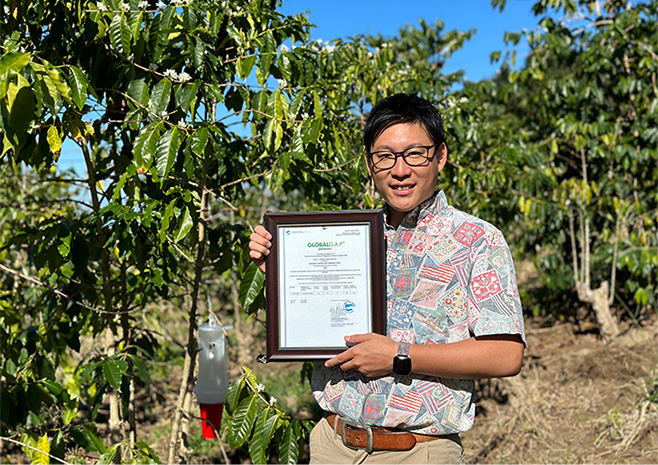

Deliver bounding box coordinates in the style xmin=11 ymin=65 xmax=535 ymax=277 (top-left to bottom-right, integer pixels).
xmin=393 ymin=355 xmax=412 ymax=375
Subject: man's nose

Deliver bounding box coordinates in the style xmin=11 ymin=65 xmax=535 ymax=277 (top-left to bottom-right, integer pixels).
xmin=390 ymin=155 xmax=411 ymax=176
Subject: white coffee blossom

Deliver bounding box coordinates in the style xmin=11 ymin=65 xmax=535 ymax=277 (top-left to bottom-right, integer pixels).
xmin=96 ymin=1 xmax=107 ymax=11
xmin=163 ymin=69 xmax=178 ymax=80
xmin=138 ymin=0 xmax=149 ymax=8
xmin=279 ymin=44 xmax=288 ymax=52
xmin=277 ymin=78 xmax=286 ymax=88
xmin=255 ymin=383 xmax=265 ymax=392
xmin=269 ymin=397 xmax=277 ymax=406
xmin=120 ymin=2 xmax=130 ymax=11
xmin=161 ymin=111 xmax=168 ymax=117
xmin=178 ymin=71 xmax=192 ymax=82
xmin=157 ymin=1 xmax=166 ymax=8
xmin=177 ymin=119 xmax=187 ymax=128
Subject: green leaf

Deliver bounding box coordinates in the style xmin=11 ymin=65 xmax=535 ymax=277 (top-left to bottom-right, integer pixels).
xmin=127 ymin=78 xmax=149 ymax=106
xmin=262 ymin=118 xmax=274 ymax=150
xmin=102 ymin=359 xmax=125 ymax=390
xmin=159 ymin=200 xmax=176 ymax=244
xmin=274 ymin=121 xmax=283 ymax=151
xmin=190 ymin=127 xmax=209 ymax=156
xmin=83 ymin=424 xmax=106 ymax=453
xmin=8 ymin=80 xmax=35 ymax=137
xmin=133 ymin=122 xmax=160 ymax=170
xmin=289 ymin=89 xmax=305 ymax=120
xmin=33 ymin=67 xmax=59 ymax=111
xmin=249 ymin=408 xmax=279 ymax=464
xmin=227 ymin=395 xmax=258 ymax=449
xmin=112 ymin=171 xmax=129 ymax=200
xmin=0 ymin=52 xmax=31 ymax=99
xmin=226 ymin=378 xmax=246 ymax=414
xmin=68 ymin=66 xmax=88 ymax=110
xmin=57 ymin=231 xmax=71 ymax=258
xmin=277 ymin=422 xmax=301 ymax=464
xmin=313 ymin=90 xmax=322 ymax=119
xmin=155 ymin=127 xmax=180 ymax=180
xmin=62 ymin=401 xmax=78 ymax=426
xmin=109 ymin=13 xmax=131 ymax=55
xmin=309 ymin=118 xmax=323 ymax=144
xmin=238 ymin=55 xmax=257 ymax=79
xmin=173 ymin=206 xmax=194 ymax=243
xmin=175 ymin=82 xmax=198 ymax=113
xmin=149 ymin=79 xmax=172 ymax=117
xmin=239 ymin=262 xmax=265 ymax=311
xmin=97 ymin=443 xmax=119 ymax=464
xmin=274 ymin=90 xmax=288 ymax=121
xmin=192 ymin=37 xmax=205 ymax=68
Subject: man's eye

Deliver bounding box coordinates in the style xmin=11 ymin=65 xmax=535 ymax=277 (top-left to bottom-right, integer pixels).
xmin=376 ymin=152 xmax=395 ymax=159
xmin=406 ymin=150 xmax=424 ymax=157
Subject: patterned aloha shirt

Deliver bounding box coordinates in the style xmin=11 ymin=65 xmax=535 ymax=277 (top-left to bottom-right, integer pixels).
xmin=312 ymin=191 xmax=526 ymax=435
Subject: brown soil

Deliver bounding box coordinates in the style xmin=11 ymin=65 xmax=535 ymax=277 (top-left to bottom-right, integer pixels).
xmin=3 ymin=315 xmax=656 ymax=464
xmin=461 ymin=317 xmax=658 ymax=464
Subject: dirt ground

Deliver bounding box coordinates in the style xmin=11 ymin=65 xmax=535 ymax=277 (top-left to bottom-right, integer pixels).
xmin=461 ymin=316 xmax=658 ymax=464
xmin=3 ymin=313 xmax=656 ymax=464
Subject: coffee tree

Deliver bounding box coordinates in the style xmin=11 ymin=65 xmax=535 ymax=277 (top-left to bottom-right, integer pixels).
xmin=487 ymin=0 xmax=658 ymax=337
xmin=0 ymin=0 xmax=470 ymax=463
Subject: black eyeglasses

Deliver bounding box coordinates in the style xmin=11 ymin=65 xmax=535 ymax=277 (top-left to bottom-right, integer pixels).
xmin=368 ymin=145 xmax=436 ymax=170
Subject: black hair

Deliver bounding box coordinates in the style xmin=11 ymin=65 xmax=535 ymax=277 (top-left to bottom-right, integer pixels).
xmin=363 ymin=93 xmax=445 ymax=152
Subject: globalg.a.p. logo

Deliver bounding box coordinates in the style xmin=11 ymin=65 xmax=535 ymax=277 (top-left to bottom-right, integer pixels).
xmin=343 ymin=301 xmax=355 ymax=313
xmin=307 ymin=241 xmax=345 ymax=248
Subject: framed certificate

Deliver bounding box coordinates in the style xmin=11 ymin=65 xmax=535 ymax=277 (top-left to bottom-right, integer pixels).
xmin=264 ymin=210 xmax=386 ymax=361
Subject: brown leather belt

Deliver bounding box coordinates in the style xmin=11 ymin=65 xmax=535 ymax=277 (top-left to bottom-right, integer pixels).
xmin=325 ymin=413 xmax=441 ymax=453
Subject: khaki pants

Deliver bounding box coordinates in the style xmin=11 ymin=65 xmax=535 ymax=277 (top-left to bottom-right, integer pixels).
xmin=309 ymin=417 xmax=464 ymax=464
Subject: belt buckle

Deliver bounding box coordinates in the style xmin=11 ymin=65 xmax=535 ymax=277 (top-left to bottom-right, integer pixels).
xmin=340 ymin=418 xmax=373 ymax=453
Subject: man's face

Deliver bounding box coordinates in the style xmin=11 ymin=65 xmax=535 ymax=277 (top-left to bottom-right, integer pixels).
xmin=366 ymin=122 xmax=447 ymax=227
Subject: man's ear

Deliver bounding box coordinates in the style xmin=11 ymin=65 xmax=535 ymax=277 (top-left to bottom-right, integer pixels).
xmin=364 ymin=148 xmax=373 ymax=177
xmin=437 ymin=143 xmax=448 ymax=172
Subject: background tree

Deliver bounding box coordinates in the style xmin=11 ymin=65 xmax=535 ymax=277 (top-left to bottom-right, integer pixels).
xmin=486 ymin=0 xmax=657 ymax=339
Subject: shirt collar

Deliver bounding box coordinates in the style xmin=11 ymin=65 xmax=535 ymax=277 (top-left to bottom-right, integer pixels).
xmin=383 ymin=191 xmax=447 ymax=230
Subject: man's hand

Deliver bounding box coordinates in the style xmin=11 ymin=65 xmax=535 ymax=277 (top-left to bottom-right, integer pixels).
xmin=324 ymin=333 xmax=398 ymax=378
xmin=249 ymin=225 xmax=272 ymax=273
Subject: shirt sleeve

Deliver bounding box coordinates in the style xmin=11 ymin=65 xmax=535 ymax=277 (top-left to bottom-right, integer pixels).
xmin=466 ymin=226 xmax=526 ymax=344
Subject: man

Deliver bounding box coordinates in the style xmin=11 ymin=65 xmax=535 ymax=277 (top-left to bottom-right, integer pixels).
xmin=249 ymin=93 xmax=525 ymax=464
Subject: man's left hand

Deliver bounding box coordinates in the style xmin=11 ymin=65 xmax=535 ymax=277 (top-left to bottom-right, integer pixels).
xmin=324 ymin=333 xmax=398 ymax=377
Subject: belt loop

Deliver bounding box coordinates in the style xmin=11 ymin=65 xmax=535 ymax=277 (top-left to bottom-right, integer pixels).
xmin=333 ymin=414 xmax=339 ymax=433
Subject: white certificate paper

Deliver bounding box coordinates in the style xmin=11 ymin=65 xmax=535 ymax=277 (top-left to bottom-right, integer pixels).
xmin=277 ymin=223 xmax=372 ymax=348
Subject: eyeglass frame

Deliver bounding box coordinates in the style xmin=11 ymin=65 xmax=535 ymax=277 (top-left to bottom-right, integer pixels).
xmin=366 ymin=144 xmax=437 ymax=171
xmin=367 ymin=144 xmax=437 ymax=171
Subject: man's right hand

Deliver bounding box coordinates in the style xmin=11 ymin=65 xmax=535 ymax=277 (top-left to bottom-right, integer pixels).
xmin=248 ymin=225 xmax=272 ymax=273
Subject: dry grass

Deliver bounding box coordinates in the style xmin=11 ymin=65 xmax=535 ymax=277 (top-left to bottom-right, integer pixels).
xmin=462 ymin=318 xmax=658 ymax=464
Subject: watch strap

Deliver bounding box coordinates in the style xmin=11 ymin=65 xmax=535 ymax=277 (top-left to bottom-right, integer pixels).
xmin=397 ymin=341 xmax=410 ymax=356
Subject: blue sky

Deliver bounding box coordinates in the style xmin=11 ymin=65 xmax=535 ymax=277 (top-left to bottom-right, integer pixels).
xmin=60 ymin=1 xmax=540 ymax=172
xmin=279 ymin=0 xmax=539 ymax=82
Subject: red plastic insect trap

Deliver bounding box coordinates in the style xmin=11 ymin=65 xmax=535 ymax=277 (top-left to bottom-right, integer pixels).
xmin=194 ymin=315 xmax=229 ymax=439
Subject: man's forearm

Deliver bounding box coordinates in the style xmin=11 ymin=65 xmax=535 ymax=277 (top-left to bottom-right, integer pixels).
xmin=408 ymin=334 xmax=525 ymax=379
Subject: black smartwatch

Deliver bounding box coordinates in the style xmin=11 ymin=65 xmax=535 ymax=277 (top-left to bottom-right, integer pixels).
xmin=393 ymin=341 xmax=412 ymax=375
